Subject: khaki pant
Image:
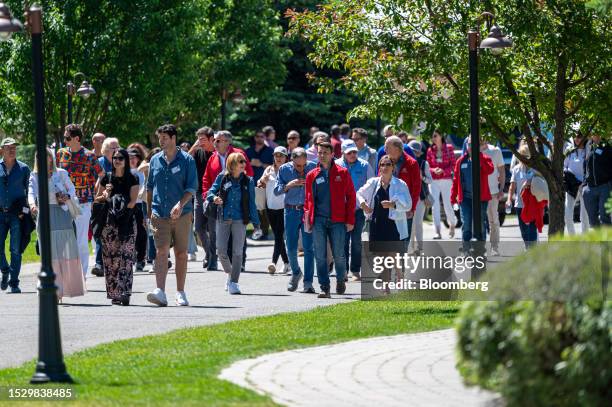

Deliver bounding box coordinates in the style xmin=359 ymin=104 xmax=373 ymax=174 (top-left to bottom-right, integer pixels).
xmin=150 ymin=213 xmax=193 ymax=251
xmin=486 ymin=197 xmax=500 ymax=250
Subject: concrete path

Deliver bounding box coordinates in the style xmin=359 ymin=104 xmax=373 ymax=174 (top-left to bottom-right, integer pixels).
xmin=220 ymin=329 xmax=502 ymax=407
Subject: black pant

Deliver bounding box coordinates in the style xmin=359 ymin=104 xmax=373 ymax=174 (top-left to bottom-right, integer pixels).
xmin=267 ymin=208 xmax=288 ymax=264
xmin=195 ymin=194 xmax=216 ymax=262
xmin=134 ymin=203 xmax=147 ymax=263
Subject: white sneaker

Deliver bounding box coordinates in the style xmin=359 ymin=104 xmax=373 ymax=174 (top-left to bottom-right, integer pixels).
xmin=188 ymin=253 xmax=197 ymax=262
xmin=228 ymin=281 xmax=241 ymax=295
xmin=175 ymin=291 xmax=189 ymax=306
xmin=146 ymin=288 xmax=168 ymax=307
xmin=282 ymin=263 xmax=291 ymax=275
xmin=491 ymin=248 xmax=501 ymax=257
xmin=251 ymin=228 xmax=263 ymax=240
xmin=268 ymin=263 xmax=276 ymax=275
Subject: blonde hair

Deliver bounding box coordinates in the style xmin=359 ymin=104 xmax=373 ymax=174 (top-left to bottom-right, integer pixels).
xmin=33 ymin=148 xmax=57 ymax=174
xmin=225 ymin=152 xmax=246 ymax=175
xmin=101 ymin=137 xmax=120 ymax=154
xmin=517 ymin=144 xmax=531 ymax=169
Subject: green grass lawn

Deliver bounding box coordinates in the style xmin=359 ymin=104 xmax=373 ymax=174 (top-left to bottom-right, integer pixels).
xmin=0 ymin=300 xmax=459 ymax=406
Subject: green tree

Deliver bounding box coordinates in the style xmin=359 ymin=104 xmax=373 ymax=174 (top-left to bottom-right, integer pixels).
xmin=288 ymin=0 xmax=611 ymax=235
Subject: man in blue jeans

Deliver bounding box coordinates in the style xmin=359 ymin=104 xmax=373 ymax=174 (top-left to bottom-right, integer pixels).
xmin=0 ymin=138 xmax=30 ymax=293
xmin=274 ymin=147 xmax=316 ymax=293
xmin=582 ymin=134 xmax=611 ymax=227
xmin=336 ymin=139 xmax=374 ymax=281
xmin=304 ymin=142 xmax=356 ymax=298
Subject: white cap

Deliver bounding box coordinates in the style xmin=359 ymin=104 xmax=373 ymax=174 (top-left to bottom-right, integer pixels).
xmin=341 ymin=139 xmax=358 ymax=154
xmin=273 ymin=146 xmax=288 ymax=156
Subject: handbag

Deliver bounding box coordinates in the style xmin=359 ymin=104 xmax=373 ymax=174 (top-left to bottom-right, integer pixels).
xmin=255 ymin=186 xmax=267 ymax=211
xmin=363 ymin=178 xmax=379 ymax=235
xmin=65 ymin=198 xmax=82 ymax=219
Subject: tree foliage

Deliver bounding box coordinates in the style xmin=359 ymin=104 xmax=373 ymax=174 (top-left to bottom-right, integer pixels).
xmin=288 ymin=0 xmax=612 ymax=235
xmin=0 ymin=0 xmax=288 ymax=146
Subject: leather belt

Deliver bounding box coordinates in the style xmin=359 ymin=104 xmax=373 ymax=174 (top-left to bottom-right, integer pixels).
xmin=285 ymin=204 xmax=304 ymax=210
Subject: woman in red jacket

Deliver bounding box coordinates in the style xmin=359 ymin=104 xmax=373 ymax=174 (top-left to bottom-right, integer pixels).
xmin=450 ymin=139 xmax=494 ymax=252
xmin=427 ymin=130 xmax=457 ymax=239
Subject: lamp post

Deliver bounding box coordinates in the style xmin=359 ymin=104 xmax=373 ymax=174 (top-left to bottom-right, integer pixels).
xmin=66 ymin=72 xmax=95 ymax=124
xmin=467 ymin=12 xmax=512 ymax=244
xmin=0 ymin=2 xmax=72 ymax=383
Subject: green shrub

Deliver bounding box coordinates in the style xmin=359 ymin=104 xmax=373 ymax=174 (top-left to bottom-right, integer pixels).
xmin=456 ymin=228 xmax=611 ymax=407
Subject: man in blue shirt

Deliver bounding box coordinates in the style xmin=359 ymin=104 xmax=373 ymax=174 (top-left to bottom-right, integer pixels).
xmin=336 ymin=140 xmax=374 ymax=281
xmin=274 ymin=147 xmax=317 ymax=293
xmin=0 ymin=138 xmax=30 ymax=293
xmin=145 ymin=124 xmax=197 ymax=307
xmin=246 ymin=131 xmax=274 ymax=240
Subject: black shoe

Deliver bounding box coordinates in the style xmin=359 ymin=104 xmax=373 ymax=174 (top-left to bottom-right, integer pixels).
xmin=91 ymin=265 xmax=104 ymax=277
xmin=0 ymin=273 xmax=8 ymax=291
xmin=301 ymin=286 xmax=316 ymax=294
xmin=111 ymin=299 xmax=121 ymax=305
xmin=135 ymin=262 xmax=145 ymax=272
xmin=168 ymin=260 xmax=173 ymax=269
xmin=318 ymin=289 xmax=331 ymax=299
xmin=8 ymin=286 xmax=21 ymax=294
xmin=287 ymin=272 xmax=302 ymax=292
xmin=336 ymin=280 xmax=346 ymax=295
xmin=202 ymin=258 xmax=209 ymax=269
xmin=120 ymin=294 xmax=130 ymax=306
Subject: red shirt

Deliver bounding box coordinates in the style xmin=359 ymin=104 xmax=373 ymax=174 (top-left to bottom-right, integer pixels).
xmin=450 ymin=153 xmax=494 ymax=204
xmin=331 ymin=137 xmax=342 ymax=159
xmin=427 ymin=143 xmax=456 ymax=180
xmin=304 ymin=163 xmax=355 ymax=226
xmin=395 ymin=151 xmax=421 ymax=212
xmin=201 ymin=146 xmax=253 ymax=199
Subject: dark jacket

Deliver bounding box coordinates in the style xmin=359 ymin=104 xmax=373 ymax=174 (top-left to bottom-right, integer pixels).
xmin=584 ymin=141 xmax=612 ymax=187
xmin=106 ymin=194 xmax=135 ymax=241
xmin=563 ymin=170 xmax=581 ymax=198
xmin=8 ymin=197 xmax=35 ymax=253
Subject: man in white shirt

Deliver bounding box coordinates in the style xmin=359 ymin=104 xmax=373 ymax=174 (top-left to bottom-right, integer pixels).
xmin=480 ymin=142 xmax=505 ymax=256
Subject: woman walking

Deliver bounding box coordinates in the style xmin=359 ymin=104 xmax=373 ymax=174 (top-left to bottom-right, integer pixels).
xmin=28 ymin=149 xmax=85 ymax=302
xmin=257 ymin=146 xmax=290 ymax=275
xmin=357 ymin=155 xmax=411 ymax=292
xmin=207 ymin=152 xmax=259 ymax=294
xmin=128 ymin=148 xmax=148 ymax=271
xmin=94 ymin=148 xmax=139 ymax=305
xmin=563 ymin=133 xmax=589 ymax=234
xmin=426 ymin=130 xmax=456 ymax=239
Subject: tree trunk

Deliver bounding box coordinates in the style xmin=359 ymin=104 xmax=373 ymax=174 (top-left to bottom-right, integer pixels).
xmin=546 ymin=175 xmax=566 ymax=236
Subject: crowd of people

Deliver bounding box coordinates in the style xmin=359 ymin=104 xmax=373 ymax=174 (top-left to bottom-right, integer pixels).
xmin=0 ymin=122 xmax=609 ymax=303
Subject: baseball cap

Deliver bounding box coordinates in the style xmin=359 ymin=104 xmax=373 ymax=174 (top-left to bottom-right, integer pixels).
xmin=127 ymin=148 xmax=142 ymax=159
xmin=1 ymin=138 xmax=19 ymax=147
xmin=341 ymin=139 xmax=358 ymax=154
xmin=408 ymin=140 xmax=423 ymax=154
xmin=273 ymin=146 xmax=288 ymax=156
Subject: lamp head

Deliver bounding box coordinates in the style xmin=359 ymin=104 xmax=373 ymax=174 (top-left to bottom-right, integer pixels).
xmin=0 ymin=3 xmax=23 ymax=41
xmin=76 ymin=81 xmax=95 ymax=98
xmin=480 ymin=23 xmax=513 ymax=52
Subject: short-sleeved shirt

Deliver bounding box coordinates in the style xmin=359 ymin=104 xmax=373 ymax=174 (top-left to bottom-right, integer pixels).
xmin=100 ymin=172 xmax=139 ymax=201
xmin=482 ymin=145 xmax=505 ymax=194
xmin=246 ymin=145 xmax=274 ymax=182
xmin=56 ymin=147 xmax=103 ymax=204
xmin=510 ymin=166 xmax=534 ymax=208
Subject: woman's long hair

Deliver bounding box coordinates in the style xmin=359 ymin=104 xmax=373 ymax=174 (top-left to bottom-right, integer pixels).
xmin=33 ymin=148 xmax=57 ymax=174
xmin=111 ymin=149 xmax=134 ymax=183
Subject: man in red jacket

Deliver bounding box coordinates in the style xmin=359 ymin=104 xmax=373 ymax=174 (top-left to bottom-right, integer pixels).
xmin=201 ymin=130 xmax=253 ymax=271
xmin=384 ymin=136 xmax=421 ymax=241
xmin=450 ymin=139 xmax=494 ymax=251
xmin=304 ymin=142 xmax=355 ymax=298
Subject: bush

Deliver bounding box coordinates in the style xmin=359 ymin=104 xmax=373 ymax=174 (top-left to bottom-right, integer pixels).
xmin=456 ymin=228 xmax=611 ymax=407
xmin=16 ymin=144 xmax=36 ymax=169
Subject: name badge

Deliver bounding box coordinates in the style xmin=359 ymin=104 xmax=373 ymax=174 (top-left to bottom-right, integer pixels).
xmin=436 ymin=158 xmax=443 ymax=163
xmin=224 ymin=181 xmax=232 ymax=190
xmin=461 ymin=163 xmax=468 ymax=169
xmin=595 ymin=148 xmax=603 ymax=155
xmin=316 ymin=177 xmax=325 ymax=185
xmin=171 ymin=166 xmax=181 ymax=174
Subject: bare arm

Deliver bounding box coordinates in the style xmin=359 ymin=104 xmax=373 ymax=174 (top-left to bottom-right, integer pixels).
xmin=127 ymin=185 xmax=139 ymax=209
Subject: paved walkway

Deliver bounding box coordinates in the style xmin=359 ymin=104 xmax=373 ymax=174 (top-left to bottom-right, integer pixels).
xmin=220 ymin=329 xmax=502 ymax=407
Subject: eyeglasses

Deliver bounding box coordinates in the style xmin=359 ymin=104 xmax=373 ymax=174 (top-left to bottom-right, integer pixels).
xmin=112 ymin=156 xmax=125 ymax=161
xmin=380 ymin=162 xmax=393 ymax=167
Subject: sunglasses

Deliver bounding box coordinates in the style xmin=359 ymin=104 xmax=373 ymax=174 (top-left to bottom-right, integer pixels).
xmin=288 ymin=137 xmax=299 ymax=140
xmin=214 ymin=139 xmax=227 ymax=144
xmin=380 ymin=162 xmax=393 ymax=167
xmin=112 ymin=156 xmax=125 ymax=161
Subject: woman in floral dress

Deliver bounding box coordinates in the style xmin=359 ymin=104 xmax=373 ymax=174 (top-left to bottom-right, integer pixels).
xmin=94 ymin=148 xmax=139 ymax=305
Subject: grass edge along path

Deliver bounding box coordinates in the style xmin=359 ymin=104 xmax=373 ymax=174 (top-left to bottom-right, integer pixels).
xmin=0 ymin=300 xmax=459 ymax=406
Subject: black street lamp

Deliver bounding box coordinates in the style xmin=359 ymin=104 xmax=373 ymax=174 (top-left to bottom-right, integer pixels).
xmin=467 ymin=12 xmax=512 ymax=244
xmin=66 ymin=72 xmax=95 ymax=124
xmin=0 ymin=2 xmax=72 ymax=383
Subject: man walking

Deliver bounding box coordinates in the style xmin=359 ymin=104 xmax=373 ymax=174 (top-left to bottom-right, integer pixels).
xmin=304 ymin=141 xmax=356 ymax=298
xmin=376 ymin=125 xmax=416 ymax=167
xmin=384 ymin=136 xmax=421 ymax=241
xmin=352 ymin=127 xmax=377 ymax=170
xmin=246 ymin=131 xmax=274 ymax=240
xmin=335 ymin=140 xmax=374 ymax=281
xmin=274 ymin=147 xmax=316 ymax=292
xmin=56 ymin=124 xmax=104 ymax=278
xmin=189 ymin=127 xmax=216 ymax=270
xmin=0 ymin=138 xmax=30 ymax=293
xmin=479 ymin=140 xmax=505 ymax=256
xmin=146 ymin=124 xmax=197 ymax=307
